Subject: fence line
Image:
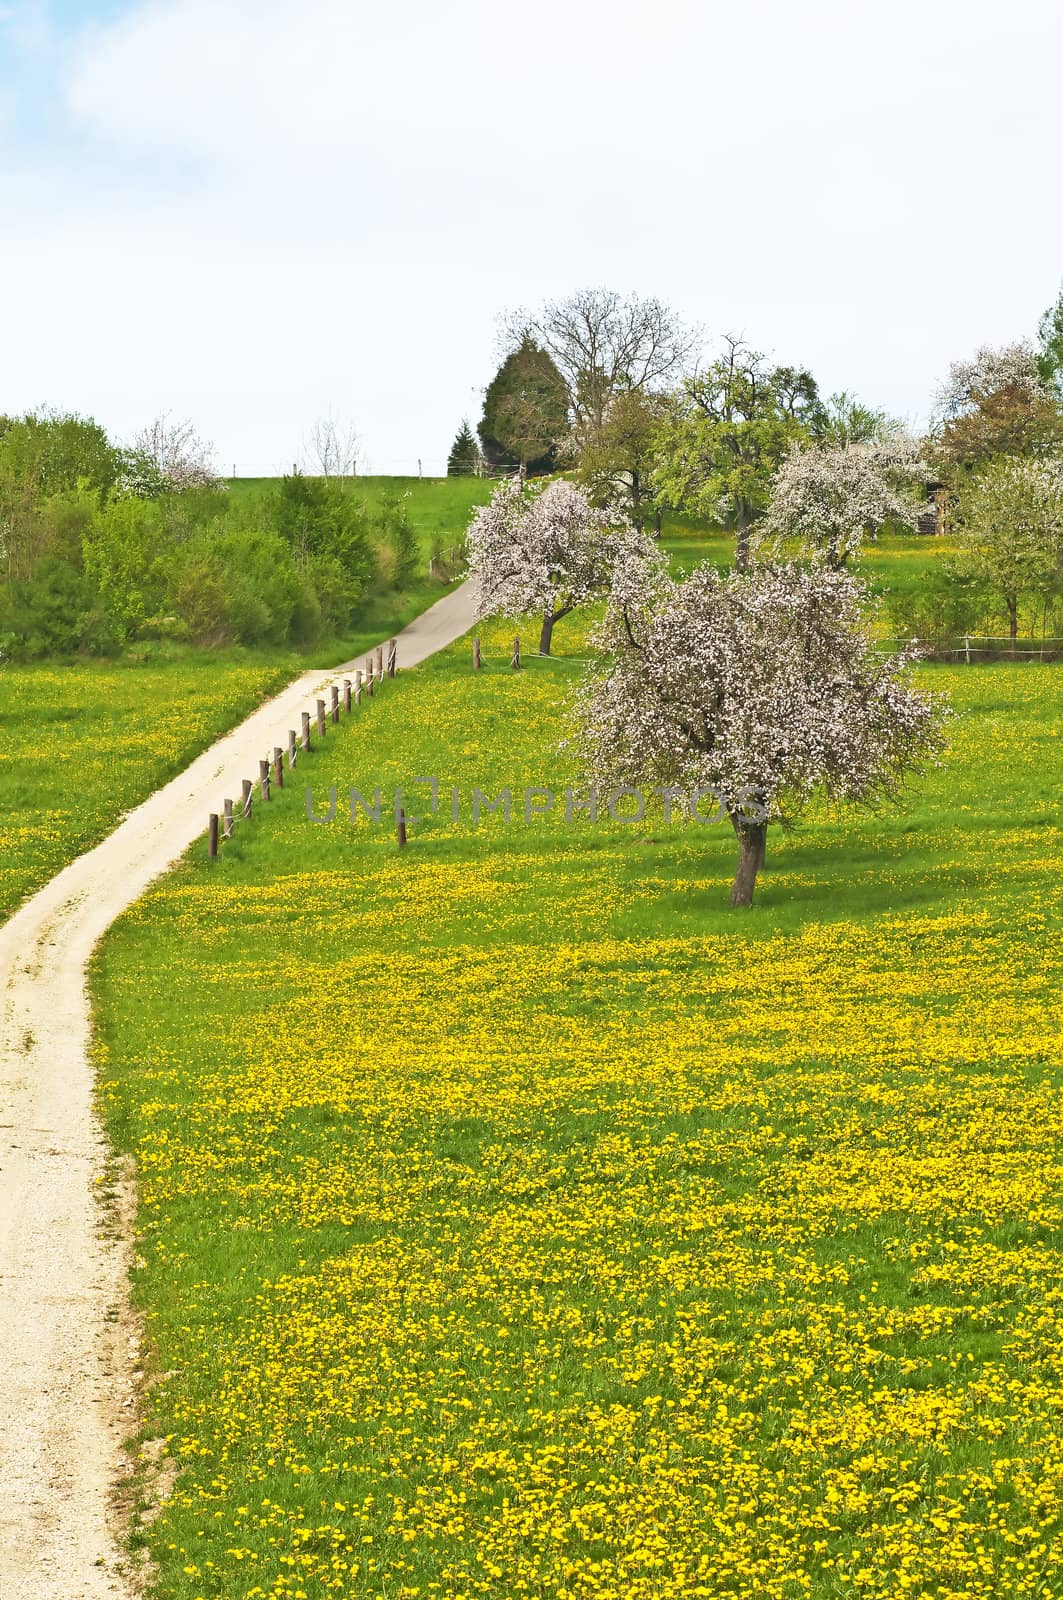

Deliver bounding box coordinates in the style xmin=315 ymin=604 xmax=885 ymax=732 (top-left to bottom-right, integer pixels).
xmin=207 ymin=638 xmax=401 ymax=859
xmin=878 ymin=635 xmax=1063 ymax=663
xmin=208 ymin=623 xmax=1061 ymax=855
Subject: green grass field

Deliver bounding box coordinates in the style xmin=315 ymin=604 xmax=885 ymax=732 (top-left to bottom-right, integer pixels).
xmin=0 ymin=580 xmax=457 ymax=922
xmin=0 ymin=657 xmax=293 ymax=920
xmin=227 ymin=476 xmax=499 ymax=561
xmin=91 ymin=589 xmax=1063 ymax=1599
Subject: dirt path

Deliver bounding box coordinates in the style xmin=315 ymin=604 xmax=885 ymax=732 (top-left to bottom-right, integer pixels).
xmin=0 ymin=582 xmax=477 ymax=1598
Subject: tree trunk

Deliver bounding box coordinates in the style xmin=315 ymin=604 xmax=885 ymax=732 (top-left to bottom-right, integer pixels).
xmin=729 ymin=820 xmax=767 ymax=907
xmin=734 ymin=506 xmax=752 ymax=573
xmin=539 ymin=611 xmax=554 ymax=656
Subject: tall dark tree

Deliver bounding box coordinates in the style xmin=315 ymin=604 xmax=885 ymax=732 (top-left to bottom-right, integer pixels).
xmin=478 ymin=337 xmax=569 ymax=474
xmin=447 ymin=419 xmax=481 ymax=476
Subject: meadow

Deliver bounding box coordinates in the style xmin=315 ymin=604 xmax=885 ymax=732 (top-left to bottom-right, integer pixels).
xmin=0 ymin=657 xmax=293 ymax=920
xmin=227 ymin=477 xmax=499 ymax=563
xmin=0 ymin=584 xmax=453 ymax=921
xmin=91 ymin=578 xmax=1063 ymax=1599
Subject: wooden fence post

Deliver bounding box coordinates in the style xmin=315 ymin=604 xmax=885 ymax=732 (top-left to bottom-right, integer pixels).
xmin=259 ymin=759 xmax=271 ymax=801
xmin=964 ymin=635 xmax=971 ymax=665
xmin=316 ymin=699 xmax=327 ymax=738
xmin=273 ymin=747 xmax=284 ymax=789
xmin=375 ymin=644 xmax=384 ymax=681
xmin=208 ymin=813 xmax=219 ymax=858
xmin=354 ymin=670 xmax=363 ymax=705
xmin=365 ymin=657 xmax=375 ymax=697
xmin=241 ymin=779 xmax=253 ymax=819
xmin=223 ymin=798 xmax=234 ymax=838
xmin=397 ymin=806 xmax=407 ymax=848
xmin=473 ymin=636 xmax=481 ymax=671
xmin=331 ymin=685 xmax=340 ymax=724
xmin=387 ymin=638 xmax=397 ymax=677
xmin=343 ymin=678 xmax=352 ymax=713
xmin=301 ymin=711 xmax=312 ymax=752
xmin=512 ymin=635 xmax=521 ymax=670
xmin=288 ymin=729 xmax=298 ymax=767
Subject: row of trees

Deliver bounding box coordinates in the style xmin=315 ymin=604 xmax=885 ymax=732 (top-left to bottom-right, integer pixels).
xmin=451 ymin=286 xmax=1063 ymax=642
xmin=0 ymin=412 xmax=415 ymax=656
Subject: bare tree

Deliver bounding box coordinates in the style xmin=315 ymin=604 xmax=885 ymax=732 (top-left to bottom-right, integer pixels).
xmin=507 ymin=288 xmax=696 ymax=433
xmin=304 ymin=415 xmax=360 ymax=479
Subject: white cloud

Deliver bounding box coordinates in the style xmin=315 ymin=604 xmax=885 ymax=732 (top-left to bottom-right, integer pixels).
xmin=0 ymin=0 xmax=1060 ymax=471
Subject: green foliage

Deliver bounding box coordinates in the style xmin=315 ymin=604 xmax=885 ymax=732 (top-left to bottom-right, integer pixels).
xmin=273 ymin=472 xmax=373 ymax=586
xmin=0 ymin=408 xmax=120 ymax=503
xmin=447 ymin=419 xmax=482 ymax=476
xmin=1037 ymin=283 xmax=1063 ymax=396
xmin=885 ymin=563 xmax=990 ymax=648
xmin=953 ymin=456 xmax=1063 ymax=639
xmin=0 ymin=557 xmax=104 ymax=658
xmin=373 ymin=492 xmax=418 ymax=588
xmin=479 ymin=337 xmax=569 ymax=472
xmin=653 ymin=340 xmax=819 ymax=565
xmin=0 ymin=443 xmax=443 ymax=656
xmin=577 ymin=388 xmax=666 ymax=526
xmin=815 ymin=391 xmax=894 ymax=445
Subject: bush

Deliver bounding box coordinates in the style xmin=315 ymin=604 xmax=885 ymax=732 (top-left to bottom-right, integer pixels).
xmin=373 ymin=493 xmax=418 ymax=588
xmin=0 ymin=435 xmax=429 ymax=656
xmin=886 ymin=565 xmax=990 ymax=648
xmin=0 ymin=557 xmax=109 ymax=657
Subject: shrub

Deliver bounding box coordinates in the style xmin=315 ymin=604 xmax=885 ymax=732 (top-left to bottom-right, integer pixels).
xmin=886 ymin=565 xmax=990 ymax=648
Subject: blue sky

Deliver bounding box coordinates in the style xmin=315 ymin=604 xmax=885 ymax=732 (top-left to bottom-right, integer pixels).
xmin=3 ymin=0 xmax=1063 ymax=474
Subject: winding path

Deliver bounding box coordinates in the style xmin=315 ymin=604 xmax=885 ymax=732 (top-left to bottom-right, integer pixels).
xmin=0 ymin=582 xmax=477 ymax=1598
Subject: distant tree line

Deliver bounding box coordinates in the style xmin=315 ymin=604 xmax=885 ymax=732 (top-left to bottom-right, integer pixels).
xmin=452 ymin=283 xmax=1063 ymax=644
xmin=0 ymin=412 xmax=416 ymax=657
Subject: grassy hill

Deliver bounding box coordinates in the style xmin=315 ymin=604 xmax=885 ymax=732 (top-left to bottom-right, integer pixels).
xmin=226 ymin=474 xmax=500 ymax=561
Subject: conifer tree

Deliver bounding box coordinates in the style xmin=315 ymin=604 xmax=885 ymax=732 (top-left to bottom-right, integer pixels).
xmin=447 ymin=419 xmax=481 ymax=476
xmin=478 ymin=337 xmax=569 ymax=474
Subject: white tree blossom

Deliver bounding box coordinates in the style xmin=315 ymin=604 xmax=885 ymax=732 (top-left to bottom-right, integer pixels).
xmin=467 ymin=477 xmax=665 ymax=655
xmin=127 ymin=413 xmax=222 ymax=494
xmin=572 ymin=562 xmax=948 ymax=905
xmin=758 ymin=437 xmax=926 ymax=568
xmin=936 ymin=341 xmax=1048 ymax=422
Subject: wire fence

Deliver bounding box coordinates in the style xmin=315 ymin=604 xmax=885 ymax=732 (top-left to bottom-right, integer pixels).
xmin=207 ymin=639 xmax=399 ymax=857
xmin=208 ymin=623 xmax=1062 ymax=856
xmin=879 ymin=635 xmax=1063 ymax=663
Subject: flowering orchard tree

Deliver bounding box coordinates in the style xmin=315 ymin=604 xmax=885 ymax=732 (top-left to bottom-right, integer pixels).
xmin=467 ymin=477 xmax=664 ymax=655
xmin=573 ymin=562 xmax=947 ymax=906
xmin=126 ymin=413 xmax=222 ymax=496
xmin=758 ymin=437 xmax=925 ymax=568
xmin=936 ymin=342 xmax=1048 ymax=420
xmin=932 ymin=342 xmax=1063 ymax=471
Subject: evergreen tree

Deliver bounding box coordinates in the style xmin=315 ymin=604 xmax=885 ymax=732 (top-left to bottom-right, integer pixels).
xmin=447 ymin=419 xmax=481 ymax=476
xmin=478 ymin=337 xmax=569 ymax=474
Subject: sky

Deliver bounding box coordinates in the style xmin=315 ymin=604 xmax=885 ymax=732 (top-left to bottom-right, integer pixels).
xmin=1 ymin=0 xmax=1062 ymax=475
